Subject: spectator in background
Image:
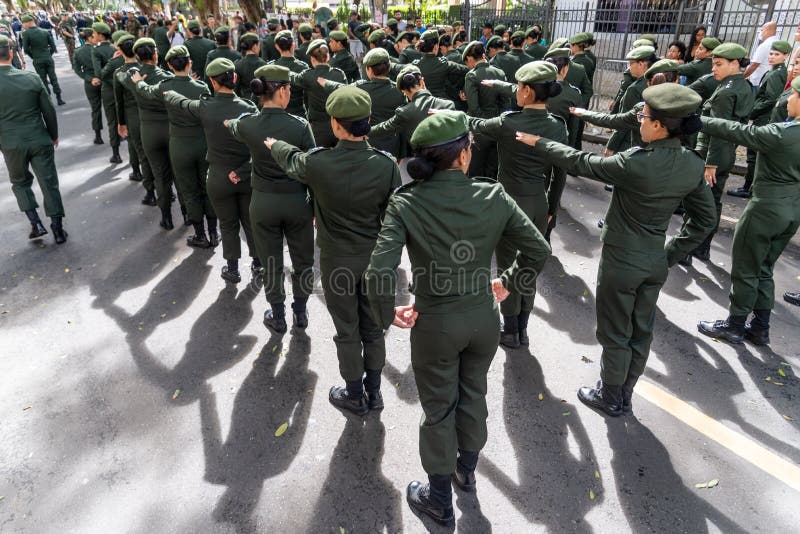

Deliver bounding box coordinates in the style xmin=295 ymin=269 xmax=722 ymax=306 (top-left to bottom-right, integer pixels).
xmin=667 ymin=41 xmax=687 ymax=63
xmin=394 ymin=11 xmax=406 ymax=32
xmin=745 ymin=21 xmax=778 ymax=87
xmin=480 ymin=22 xmax=493 ymax=44
xmin=258 ymin=18 xmax=268 ymax=38
xmin=684 ymin=26 xmax=706 ymax=62
xmin=414 ymin=17 xmax=425 ymax=33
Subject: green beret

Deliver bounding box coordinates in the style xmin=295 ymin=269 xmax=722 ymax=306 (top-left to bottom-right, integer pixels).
xmin=642 ymin=83 xmax=701 ymax=117
xmin=639 ymin=34 xmax=658 ymax=45
xmin=0 ymin=35 xmax=9 ymax=48
xmin=307 ymin=38 xmax=327 ymax=55
xmin=111 ymin=30 xmax=129 ymax=43
xmin=187 ymin=19 xmax=200 ymax=30
xmin=645 ymin=59 xmax=679 ymax=78
xmin=327 ymin=17 xmax=338 ymax=29
xmin=275 ymin=30 xmax=292 ymax=41
xmin=205 ymin=57 xmax=235 ymax=77
xmin=268 ymin=17 xmax=279 ymax=25
xmin=363 ymin=47 xmax=390 ymax=67
xmin=21 ymin=15 xmax=34 ymax=23
xmin=298 ymin=23 xmax=313 ymax=33
xmin=525 ymin=27 xmax=540 ymax=39
xmin=700 ymin=37 xmax=720 ymax=50
xmin=548 ymin=37 xmax=568 ymax=51
xmin=632 ymin=38 xmax=654 ymax=48
xmin=92 ymin=22 xmax=111 ymax=34
xmin=712 ymin=42 xmax=746 ymax=60
xmin=791 ymin=76 xmax=800 ymax=93
xmin=771 ymin=40 xmax=792 ymax=54
xmin=462 ymin=40 xmax=483 ymax=62
xmin=410 ymin=110 xmax=469 ymax=149
xmin=494 ymin=24 xmax=507 ymax=35
xmin=511 ymin=30 xmax=525 ymax=40
xmin=368 ymin=29 xmax=386 ymax=43
xmin=132 ymin=37 xmax=155 ymax=52
xmin=214 ymin=26 xmax=230 ymax=35
xmin=386 ymin=18 xmax=398 ymax=27
xmin=240 ymin=32 xmax=259 ymax=44
xmin=586 ymin=32 xmax=594 ymax=41
xmin=544 ymin=47 xmax=570 ymax=59
xmin=454 ymin=21 xmax=463 ymax=27
xmin=253 ymin=64 xmax=290 ymax=82
xmin=421 ymin=29 xmax=438 ymax=41
xmin=515 ymin=60 xmax=558 ymax=84
xmin=396 ymin=64 xmax=421 ymax=85
xmin=115 ymin=33 xmax=135 ymax=46
xmin=486 ymin=35 xmax=503 ymax=48
xmin=569 ymin=32 xmax=590 ymax=45
xmin=326 ymin=86 xmax=371 ymax=120
xmin=626 ymin=45 xmax=655 ymax=61
xmin=329 ymin=30 xmax=348 ymax=42
xmin=164 ymin=45 xmax=189 ymax=61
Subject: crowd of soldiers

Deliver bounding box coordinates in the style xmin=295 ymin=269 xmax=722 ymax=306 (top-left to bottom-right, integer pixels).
xmin=1 ymin=10 xmax=799 ymax=525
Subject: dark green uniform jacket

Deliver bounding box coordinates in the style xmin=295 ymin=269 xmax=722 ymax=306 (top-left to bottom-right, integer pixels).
xmin=0 ymin=65 xmax=57 ymax=148
xmin=607 ymin=76 xmax=646 ymax=152
xmin=290 ymin=64 xmax=347 ymax=122
xmin=525 ymin=42 xmax=547 ymax=60
xmin=206 ymin=46 xmax=242 ymax=70
xmin=564 ymin=60 xmax=593 ymax=107
xmin=572 ymin=52 xmax=595 ymax=83
xmin=72 ymin=44 xmax=95 ymax=81
xmin=490 ymin=50 xmax=522 ymax=83
xmin=21 ymin=26 xmax=56 ymax=62
xmin=295 ymin=40 xmax=311 ymax=67
xmin=413 ymin=53 xmax=469 ymax=100
xmin=92 ymin=41 xmax=116 ymax=87
xmin=698 ymin=73 xmax=754 ymax=171
xmin=398 ymin=46 xmax=421 ymax=64
xmin=611 ymin=69 xmax=634 ymax=113
xmin=508 ymin=48 xmax=534 ymax=67
xmin=464 ymin=61 xmax=508 ymax=118
xmin=271 ymin=55 xmax=309 ymax=117
xmin=750 ymin=64 xmax=787 ymax=123
xmin=234 ymin=53 xmax=267 ymax=104
xmin=184 ymin=36 xmax=216 ymax=77
xmin=260 ymin=33 xmax=280 ymax=62
xmin=770 ymin=87 xmax=791 ymax=123
xmin=369 ymin=89 xmax=455 ymax=156
xmin=329 ymin=48 xmax=359 ymax=83
xmin=582 ymin=102 xmax=644 ymax=149
xmin=688 ymin=73 xmax=720 ymax=104
xmin=677 ymin=57 xmax=712 ymax=85
xmin=153 ymin=26 xmax=171 ymax=62
xmin=136 ymin=75 xmax=209 ymax=133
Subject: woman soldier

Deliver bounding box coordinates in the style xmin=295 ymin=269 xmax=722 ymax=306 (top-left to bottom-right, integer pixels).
xmin=605 ymin=45 xmax=657 ymax=156
xmin=516 ymin=84 xmax=717 ymax=417
xmin=364 ymin=111 xmax=550 ymax=525
xmin=770 ymin=60 xmax=800 ymax=123
xmin=463 ymin=61 xmax=565 ymax=348
xmin=234 ymin=32 xmax=266 ymax=105
xmin=225 ymin=65 xmax=316 ymax=333
xmin=162 ymin=58 xmax=261 ymax=283
xmin=131 ymin=45 xmax=217 ymax=248
xmin=265 ymin=87 xmax=401 ymax=416
xmin=270 ymin=30 xmax=310 ymax=117
xmin=697 ymin=77 xmax=800 ymax=346
xmin=688 ymin=43 xmax=754 ymax=263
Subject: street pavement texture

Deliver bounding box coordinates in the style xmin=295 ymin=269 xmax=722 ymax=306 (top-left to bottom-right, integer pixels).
xmin=1 ymin=43 xmax=799 ymax=534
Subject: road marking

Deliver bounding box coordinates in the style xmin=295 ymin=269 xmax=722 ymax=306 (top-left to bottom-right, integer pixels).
xmin=721 ymin=215 xmax=739 ymax=224
xmin=636 ymin=380 xmax=800 ymax=492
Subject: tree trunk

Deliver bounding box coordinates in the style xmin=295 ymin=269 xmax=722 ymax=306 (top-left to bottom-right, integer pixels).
xmin=132 ymin=0 xmax=156 ymax=16
xmin=237 ymin=0 xmax=264 ymax=23
xmin=3 ymin=0 xmax=16 ymax=14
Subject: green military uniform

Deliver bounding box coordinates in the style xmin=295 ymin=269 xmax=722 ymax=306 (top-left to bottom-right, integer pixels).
xmin=693 ymin=44 xmax=754 ymax=258
xmin=699 ymin=113 xmax=800 ymax=336
xmin=21 ymin=24 xmax=61 ymax=99
xmin=134 ymin=48 xmax=213 ymax=231
xmin=413 ymin=51 xmax=468 ymax=100
xmin=152 ymin=24 xmax=171 ymax=68
xmin=289 ymin=41 xmax=347 ymax=147
xmin=489 ymin=47 xmax=522 ymax=82
xmin=92 ymin=31 xmax=121 ymax=152
xmin=72 ymin=39 xmax=103 ymax=136
xmin=463 ymin=48 xmax=508 ymax=177
xmin=295 ymin=24 xmax=314 ymax=66
xmin=534 ymin=84 xmax=716 ymax=415
xmin=770 ymin=86 xmax=792 ymax=123
xmin=163 ymin=58 xmax=259 ymax=266
xmin=508 ymin=47 xmax=534 ymax=67
xmin=206 ymin=44 xmax=241 ymax=67
xmin=398 ymin=41 xmax=421 ymax=64
xmin=227 ymin=66 xmax=316 ymax=321
xmin=272 ymin=87 xmax=402 ymax=402
xmin=677 ymin=57 xmax=712 ymax=85
xmin=260 ymin=27 xmax=280 ymax=62
xmin=270 ymin=53 xmax=309 ymax=117
xmin=235 ymin=52 xmax=267 ymax=105
xmin=58 ymin=17 xmax=77 ymax=65
xmin=525 ymin=42 xmax=547 ymax=60
xmin=606 ymin=46 xmax=654 ymax=153
xmin=184 ymin=35 xmax=216 ymax=78
xmin=124 ymin=16 xmax=141 ymax=38
xmin=563 ymin=59 xmax=592 ymax=107
xmin=688 ymin=72 xmax=720 ymax=103
xmin=364 ymin=110 xmax=550 ymax=485
xmin=611 ymin=69 xmax=634 ymax=114
xmin=572 ymin=53 xmax=595 ymax=84
xmin=328 ymin=31 xmax=360 ymax=83
xmin=0 ymin=63 xmax=64 ymax=220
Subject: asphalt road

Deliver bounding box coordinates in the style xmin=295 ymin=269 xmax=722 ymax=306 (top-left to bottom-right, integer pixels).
xmin=1 ymin=42 xmax=799 ymax=534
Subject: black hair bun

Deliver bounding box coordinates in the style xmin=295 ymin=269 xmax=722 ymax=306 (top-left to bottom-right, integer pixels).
xmin=250 ymin=77 xmax=264 ymax=96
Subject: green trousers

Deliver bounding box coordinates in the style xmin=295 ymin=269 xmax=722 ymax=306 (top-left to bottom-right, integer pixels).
xmin=743 ymin=116 xmax=769 ymax=189
xmin=206 ymin=166 xmax=256 ymax=261
xmin=496 ymin=186 xmax=548 ymax=316
xmin=3 ymin=144 xmax=64 ymax=217
xmin=33 ymin=59 xmax=60 ymax=96
xmin=320 ymin=255 xmax=385 ymax=382
xmin=410 ymin=302 xmax=499 ymax=475
xmin=250 ymin=188 xmax=314 ymax=305
xmin=83 ymin=81 xmax=103 ymax=133
xmin=169 ymin=134 xmax=211 ymax=222
xmin=546 ymin=167 xmax=568 ymax=227
xmin=140 ymin=119 xmax=173 ymax=210
xmin=468 ymin=132 xmax=498 ymax=179
xmin=695 ymin=144 xmax=733 ymax=243
xmin=126 ymin=110 xmax=153 ymax=192
xmin=100 ymin=84 xmax=120 ymax=148
xmin=596 ymin=244 xmax=668 ymax=386
xmin=311 ymin=120 xmax=337 ymax=148
xmin=729 ymin=193 xmax=800 ymax=316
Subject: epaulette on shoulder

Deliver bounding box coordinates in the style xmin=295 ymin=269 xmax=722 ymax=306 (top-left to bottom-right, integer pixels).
xmin=568 ymin=83 xmax=581 ymax=94
xmin=369 ymin=147 xmax=397 ymax=162
xmin=286 ymin=112 xmax=309 ymax=125
xmin=624 ymin=145 xmax=651 ymax=155
xmin=200 ymin=93 xmax=213 ymax=101
xmin=411 ymin=58 xmax=421 ymax=66
xmin=472 ymin=176 xmax=498 ymax=184
xmin=551 ymin=113 xmax=567 ymax=126
xmin=501 ymin=110 xmax=519 ymax=117
xmin=699 ymin=73 xmax=714 ymax=80
xmin=393 ymin=181 xmax=418 ymax=194
xmin=308 ymin=146 xmax=330 ymax=156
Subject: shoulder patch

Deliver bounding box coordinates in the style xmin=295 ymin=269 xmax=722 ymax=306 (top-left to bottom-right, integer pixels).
xmin=393 ymin=181 xmax=419 ymax=194
xmin=472 ymin=176 xmax=498 ymax=184
xmin=286 ymin=112 xmax=309 ymax=125
xmin=568 ymin=83 xmax=581 ymax=94
xmin=624 ymin=145 xmax=652 ymax=155
xmin=551 ymin=114 xmax=567 ymax=126
xmin=411 ymin=58 xmax=421 ymax=66
xmin=369 ymin=147 xmax=397 ymax=163
xmin=500 ymin=110 xmax=519 ymax=117
xmin=307 ymin=146 xmax=330 ymax=156
xmin=200 ymin=93 xmax=213 ymax=101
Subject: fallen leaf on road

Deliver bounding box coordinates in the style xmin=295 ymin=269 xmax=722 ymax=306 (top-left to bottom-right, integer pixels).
xmin=765 ymin=377 xmax=772 ymax=381
xmin=272 ymin=345 xmax=279 ymax=353
xmin=778 ymin=368 xmax=786 ymax=377
xmin=707 ymin=479 xmax=719 ymax=488
xmin=595 ymin=470 xmax=600 ymax=479
xmin=172 ymin=389 xmax=181 ymax=400
xmin=581 ymin=355 xmax=593 ymax=363
xmin=64 ymin=268 xmax=70 ymax=273
xmin=340 ymin=528 xmax=345 ymax=534
xmin=589 ymin=489 xmax=595 ymax=500
xmin=695 ymin=482 xmax=708 ymax=489
xmin=22 ymin=405 xmax=31 ymax=411
xmin=160 ymin=313 xmax=166 ymax=318
xmin=275 ymin=422 xmax=288 ymax=437
xmin=783 ymin=415 xmax=795 ymax=422
xmin=538 ymin=393 xmax=543 ymax=401
xmin=562 ymin=411 xmax=571 ymax=416
xmin=583 ymin=290 xmax=589 ymax=297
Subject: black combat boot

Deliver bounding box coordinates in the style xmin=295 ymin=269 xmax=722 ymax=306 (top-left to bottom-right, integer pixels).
xmin=221 ymin=260 xmax=241 ymax=283
xmin=159 ymin=206 xmax=174 ymax=230
xmin=251 ymin=257 xmax=264 ymax=282
xmin=784 ymin=292 xmax=800 ymax=307
xmin=691 ymin=235 xmax=712 ymax=262
xmin=93 ymin=130 xmax=104 ymax=145
xmin=207 ymin=217 xmax=219 ymax=247
xmin=621 ymin=375 xmax=638 ymax=415
xmin=407 ymin=475 xmax=454 ymax=525
xmin=678 ymin=254 xmax=693 ymax=267
xmin=141 ymin=189 xmax=157 ymax=206
xmin=517 ymin=312 xmax=531 ymax=346
xmin=597 ymin=218 xmax=605 ymax=229
xmin=109 ymin=146 xmax=122 ymax=164
xmin=363 ymin=368 xmax=383 ymax=410
xmin=50 ymin=216 xmax=68 ymax=244
xmin=25 ymin=209 xmax=48 ymax=239
xmin=181 ymin=205 xmax=190 ymax=227
xmin=578 ymin=380 xmax=623 ymax=417
xmin=744 ymin=310 xmax=770 ymax=346
xmin=291 ymin=298 xmax=308 ymax=330
xmin=186 ymin=222 xmax=210 ymax=248
xmin=500 ymin=315 xmax=520 ymax=349
xmin=129 ymin=170 xmax=142 ymax=181
xmin=697 ymin=315 xmax=746 ymax=344
xmin=727 ymin=185 xmax=751 ymax=199
xmin=329 ymin=380 xmax=368 ymax=416
xmin=263 ymin=303 xmax=287 ymax=334
xmin=452 ymin=449 xmax=478 ymax=492
xmin=56 ymin=95 xmax=66 ymax=106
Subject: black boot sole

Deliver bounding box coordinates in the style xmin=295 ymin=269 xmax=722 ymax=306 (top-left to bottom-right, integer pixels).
xmin=406 ymin=485 xmax=454 ymax=525
xmin=577 ymin=389 xmax=623 ymax=417
xmin=744 ymin=330 xmax=770 ymax=346
xmin=53 ymin=231 xmax=68 ymax=244
xmin=697 ymin=324 xmax=743 ymax=344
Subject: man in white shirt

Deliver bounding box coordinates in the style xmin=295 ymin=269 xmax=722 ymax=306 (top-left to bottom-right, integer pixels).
xmin=394 ymin=11 xmax=406 ymax=32
xmin=745 ymin=21 xmax=778 ymax=86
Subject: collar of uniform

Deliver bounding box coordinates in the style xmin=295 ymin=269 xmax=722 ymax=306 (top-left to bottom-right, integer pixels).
xmin=336 ymin=139 xmax=370 ymax=149
xmin=475 ymin=61 xmax=490 ymax=70
xmin=0 ymin=65 xmax=12 ymax=72
xmin=412 ymin=89 xmax=432 ymax=101
xmin=215 ymin=92 xmax=236 ymax=98
xmin=216 ymin=45 xmax=227 ymax=50
xmin=260 ymin=107 xmax=284 ymax=114
xmin=430 ymin=169 xmax=468 ymax=182
xmin=314 ymin=64 xmax=330 ymax=72
xmin=647 ymin=137 xmax=682 ymax=148
xmin=720 ymin=72 xmax=744 ymax=83
xmin=521 ymin=107 xmax=549 ymax=117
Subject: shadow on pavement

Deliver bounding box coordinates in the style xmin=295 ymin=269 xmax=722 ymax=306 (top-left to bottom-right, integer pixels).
xmin=536 ymin=256 xmax=599 ymax=347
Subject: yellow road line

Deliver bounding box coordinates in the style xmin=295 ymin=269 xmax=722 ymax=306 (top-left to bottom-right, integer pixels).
xmin=636 ymin=380 xmax=800 ymax=492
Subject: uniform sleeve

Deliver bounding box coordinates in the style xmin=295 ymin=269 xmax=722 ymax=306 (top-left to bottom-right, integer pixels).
xmin=464 ymin=72 xmax=481 ymax=116
xmin=162 ymin=90 xmax=202 ymax=118
xmin=369 ymin=107 xmax=403 ymax=138
xmin=113 ymin=74 xmax=126 ymax=126
xmin=289 ymin=70 xmax=310 ymax=90
xmin=38 ymin=80 xmax=58 ymax=140
xmin=498 ymin=190 xmax=552 ymax=293
xmin=91 ymin=48 xmax=102 ymax=78
xmin=133 ymin=79 xmax=162 ymax=101
xmin=581 ymin=108 xmax=639 ymax=132
xmin=467 ymin=116 xmax=504 ymax=138
xmin=577 ymin=69 xmax=593 ymax=105
xmin=48 ymin=31 xmax=56 ymax=55
xmin=606 ymin=127 xmax=628 ymax=153
xmin=700 ymin=116 xmax=783 ymax=153
xmin=322 ymin=79 xmax=346 ymax=94
xmin=365 ymin=198 xmax=407 ymax=329
xmin=226 ymin=116 xmax=245 ymax=142
xmin=270 ymin=139 xmax=312 ymax=184
xmin=750 ymin=70 xmax=787 ymax=118
xmin=706 ymin=91 xmax=735 ymax=167
xmin=665 ymin=178 xmax=717 ymax=266
xmin=300 ymin=123 xmax=316 ymax=150
xmin=534 ymin=138 xmax=630 ymax=186
xmin=688 ymin=76 xmax=713 ymax=102
xmin=490 ymin=79 xmax=516 ymax=98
